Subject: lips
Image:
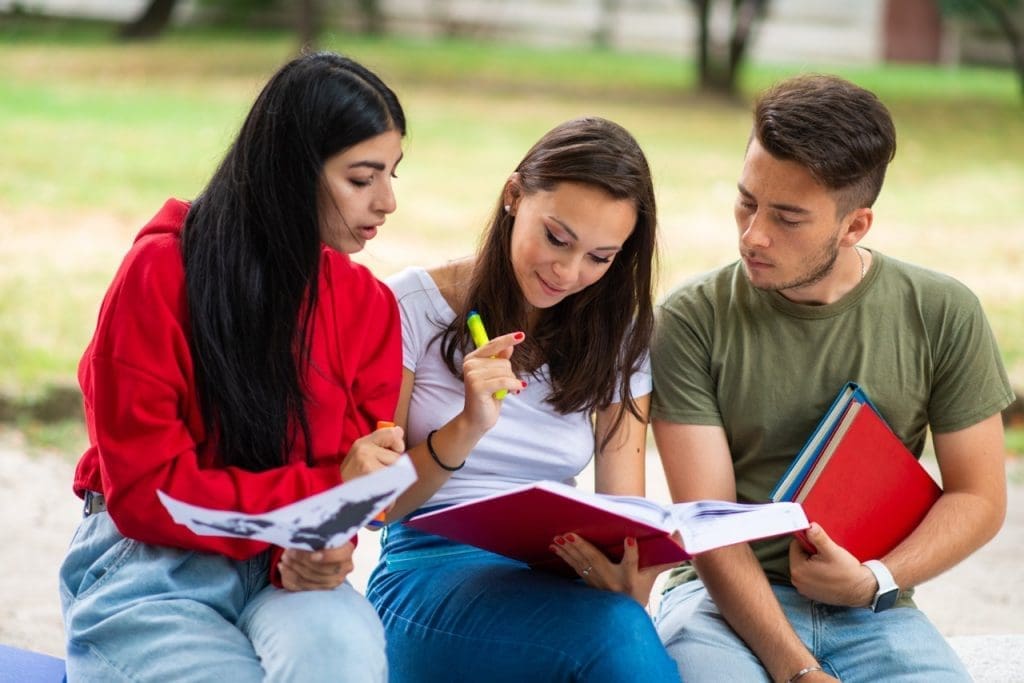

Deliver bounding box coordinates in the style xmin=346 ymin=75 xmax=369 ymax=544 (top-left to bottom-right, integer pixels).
xmin=743 ymin=254 xmax=772 ymax=270
xmin=537 ymin=274 xmax=567 ymax=297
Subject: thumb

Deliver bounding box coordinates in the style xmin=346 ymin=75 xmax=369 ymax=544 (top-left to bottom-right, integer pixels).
xmin=804 ymin=522 xmax=837 ymax=558
xmin=620 ymin=537 xmax=640 ymax=572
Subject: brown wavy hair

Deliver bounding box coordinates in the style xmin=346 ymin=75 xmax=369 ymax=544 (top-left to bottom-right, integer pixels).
xmin=439 ymin=116 xmax=658 ymax=450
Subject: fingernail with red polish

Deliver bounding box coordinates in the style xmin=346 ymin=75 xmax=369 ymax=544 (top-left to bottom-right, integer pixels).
xmin=513 ymin=331 xmax=525 ymax=340
xmin=555 ymin=536 xmax=566 ymax=545
xmin=520 ymin=380 xmax=528 ymax=388
xmin=626 ymin=537 xmax=636 ymax=547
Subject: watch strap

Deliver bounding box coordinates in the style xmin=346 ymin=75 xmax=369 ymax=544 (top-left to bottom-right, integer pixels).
xmin=862 ymin=559 xmax=899 ymax=612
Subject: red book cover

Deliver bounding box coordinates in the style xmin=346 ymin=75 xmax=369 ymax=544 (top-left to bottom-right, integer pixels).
xmin=795 ymin=402 xmax=942 ymax=561
xmin=405 ymin=482 xmax=808 ymax=576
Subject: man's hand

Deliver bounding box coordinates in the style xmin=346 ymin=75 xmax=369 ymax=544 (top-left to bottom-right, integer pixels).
xmin=279 ymin=543 xmax=355 ymax=591
xmin=789 ymin=523 xmax=877 ymax=607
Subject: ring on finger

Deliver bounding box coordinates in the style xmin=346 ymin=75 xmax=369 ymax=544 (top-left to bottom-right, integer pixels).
xmin=581 ymin=565 xmax=592 ymax=577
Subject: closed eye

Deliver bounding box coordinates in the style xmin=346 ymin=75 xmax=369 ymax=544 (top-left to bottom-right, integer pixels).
xmin=545 ymin=228 xmax=568 ymax=248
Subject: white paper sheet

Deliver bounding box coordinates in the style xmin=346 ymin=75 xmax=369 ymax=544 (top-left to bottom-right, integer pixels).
xmin=157 ymin=455 xmax=416 ymax=551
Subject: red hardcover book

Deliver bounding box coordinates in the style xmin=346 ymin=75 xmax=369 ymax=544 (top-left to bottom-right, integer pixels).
xmin=794 ymin=401 xmax=942 ymax=561
xmin=405 ymin=481 xmax=808 ymax=576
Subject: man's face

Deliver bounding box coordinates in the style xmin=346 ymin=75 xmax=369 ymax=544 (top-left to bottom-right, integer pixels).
xmin=734 ymin=138 xmax=848 ymax=300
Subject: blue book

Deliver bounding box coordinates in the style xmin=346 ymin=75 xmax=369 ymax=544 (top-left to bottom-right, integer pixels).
xmin=770 ymin=382 xmax=871 ymax=502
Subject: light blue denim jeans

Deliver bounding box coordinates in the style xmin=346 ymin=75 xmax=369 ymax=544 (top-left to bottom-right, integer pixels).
xmin=59 ymin=510 xmax=386 ymax=682
xmin=366 ymin=519 xmax=681 ymax=683
xmin=654 ymin=580 xmax=970 ymax=682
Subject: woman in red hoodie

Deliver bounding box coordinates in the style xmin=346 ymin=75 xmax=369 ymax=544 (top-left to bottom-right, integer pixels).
xmin=59 ymin=52 xmax=406 ymax=681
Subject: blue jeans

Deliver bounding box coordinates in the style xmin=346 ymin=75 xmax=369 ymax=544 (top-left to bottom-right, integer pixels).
xmin=59 ymin=511 xmax=386 ymax=682
xmin=654 ymin=580 xmax=970 ymax=682
xmin=366 ymin=520 xmax=680 ymax=683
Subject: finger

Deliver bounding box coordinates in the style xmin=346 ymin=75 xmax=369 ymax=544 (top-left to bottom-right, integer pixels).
xmin=370 ymin=425 xmax=406 ymax=453
xmin=467 ymin=331 xmax=526 ymax=360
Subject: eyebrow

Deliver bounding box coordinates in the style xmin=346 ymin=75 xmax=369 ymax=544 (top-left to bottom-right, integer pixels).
xmin=549 ymin=216 xmax=623 ymax=252
xmin=737 ymin=183 xmax=810 ymax=215
xmin=348 ymin=152 xmax=404 ymax=172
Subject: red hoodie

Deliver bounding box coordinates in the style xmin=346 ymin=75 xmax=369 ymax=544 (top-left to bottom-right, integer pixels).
xmin=74 ymin=198 xmax=401 ymax=576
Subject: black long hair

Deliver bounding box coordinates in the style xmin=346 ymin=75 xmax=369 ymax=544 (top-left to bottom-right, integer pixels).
xmin=182 ymin=52 xmax=405 ymax=472
xmin=440 ymin=117 xmax=658 ymax=450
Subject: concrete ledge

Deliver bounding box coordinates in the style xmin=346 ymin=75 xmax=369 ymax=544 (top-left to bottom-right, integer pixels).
xmin=947 ymin=635 xmax=1024 ymax=682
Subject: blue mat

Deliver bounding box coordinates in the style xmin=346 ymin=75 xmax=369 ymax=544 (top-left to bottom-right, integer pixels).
xmin=0 ymin=644 xmax=66 ymax=682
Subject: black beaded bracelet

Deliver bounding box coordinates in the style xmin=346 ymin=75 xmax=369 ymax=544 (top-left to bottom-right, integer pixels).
xmin=426 ymin=429 xmax=465 ymax=472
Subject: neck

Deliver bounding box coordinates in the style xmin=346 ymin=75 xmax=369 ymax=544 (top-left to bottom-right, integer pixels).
xmin=778 ymin=246 xmax=867 ymax=306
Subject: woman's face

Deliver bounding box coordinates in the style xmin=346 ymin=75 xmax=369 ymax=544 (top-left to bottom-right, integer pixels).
xmin=318 ymin=130 xmax=403 ymax=254
xmin=507 ymin=180 xmax=637 ymax=309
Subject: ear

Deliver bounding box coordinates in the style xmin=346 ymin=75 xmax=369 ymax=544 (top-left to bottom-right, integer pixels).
xmin=839 ymin=207 xmax=872 ymax=247
xmin=502 ymin=173 xmax=522 ymax=215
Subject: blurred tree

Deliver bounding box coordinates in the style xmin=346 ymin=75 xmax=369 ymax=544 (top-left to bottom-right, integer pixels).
xmin=940 ymin=0 xmax=1023 ymax=98
xmin=357 ymin=0 xmax=384 ymax=35
xmin=687 ymin=0 xmax=770 ymax=97
xmin=117 ymin=0 xmax=325 ymax=47
xmin=119 ymin=0 xmax=180 ymax=39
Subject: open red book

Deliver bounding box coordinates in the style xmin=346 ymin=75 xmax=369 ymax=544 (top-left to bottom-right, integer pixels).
xmin=405 ymin=481 xmax=808 ymax=576
xmin=772 ymin=384 xmax=942 ymax=561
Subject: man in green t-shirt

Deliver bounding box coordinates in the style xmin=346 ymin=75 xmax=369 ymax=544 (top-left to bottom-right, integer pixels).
xmin=651 ymin=74 xmax=1014 ymax=683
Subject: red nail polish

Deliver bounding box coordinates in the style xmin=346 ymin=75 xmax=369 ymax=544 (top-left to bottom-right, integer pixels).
xmin=566 ymin=534 xmax=576 ymax=543
xmin=520 ymin=380 xmax=527 ymax=388
xmin=549 ymin=545 xmax=558 ymax=553
xmin=555 ymin=537 xmax=566 ymax=545
xmin=626 ymin=537 xmax=636 ymax=547
xmin=513 ymin=331 xmax=525 ymax=340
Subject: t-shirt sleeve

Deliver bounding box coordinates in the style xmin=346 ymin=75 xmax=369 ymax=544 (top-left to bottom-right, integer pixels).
xmin=650 ymin=287 xmax=724 ymax=426
xmin=926 ymin=286 xmax=1015 ymax=434
xmin=386 ymin=268 xmax=440 ymax=374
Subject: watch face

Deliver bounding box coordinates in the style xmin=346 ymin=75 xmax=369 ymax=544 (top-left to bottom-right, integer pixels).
xmin=873 ymin=587 xmax=900 ymax=612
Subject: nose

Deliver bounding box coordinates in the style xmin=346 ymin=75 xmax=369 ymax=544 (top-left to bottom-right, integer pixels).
xmin=739 ymin=209 xmax=771 ymax=250
xmin=551 ymin=253 xmax=582 ymax=286
xmin=375 ymin=178 xmax=397 ymax=215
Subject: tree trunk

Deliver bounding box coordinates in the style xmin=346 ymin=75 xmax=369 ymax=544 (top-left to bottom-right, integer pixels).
xmin=689 ymin=0 xmax=713 ymax=90
xmin=726 ymin=0 xmax=768 ymax=93
xmin=118 ymin=0 xmax=179 ymax=40
xmin=297 ymin=0 xmax=322 ymax=51
xmin=976 ymin=0 xmax=1024 ymax=99
xmin=358 ymin=0 xmax=385 ymax=35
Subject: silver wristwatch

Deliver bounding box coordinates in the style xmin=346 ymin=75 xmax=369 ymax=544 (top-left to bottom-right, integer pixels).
xmin=862 ymin=559 xmax=899 ymax=612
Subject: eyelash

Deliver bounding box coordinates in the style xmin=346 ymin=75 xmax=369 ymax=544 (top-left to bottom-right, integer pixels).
xmin=544 ymin=229 xmax=612 ymax=264
xmin=350 ymin=172 xmax=398 ymax=188
xmin=738 ymin=200 xmax=800 ymax=227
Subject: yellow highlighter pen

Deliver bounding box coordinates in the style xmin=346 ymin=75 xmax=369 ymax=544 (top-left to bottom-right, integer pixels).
xmin=365 ymin=420 xmax=395 ymax=530
xmin=466 ymin=310 xmax=508 ymax=400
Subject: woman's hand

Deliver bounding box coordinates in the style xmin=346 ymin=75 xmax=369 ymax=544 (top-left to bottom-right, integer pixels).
xmin=549 ymin=533 xmax=677 ymax=606
xmin=279 ymin=543 xmax=355 ymax=591
xmin=340 ymin=423 xmax=405 ymax=481
xmin=459 ymin=331 xmax=526 ymax=434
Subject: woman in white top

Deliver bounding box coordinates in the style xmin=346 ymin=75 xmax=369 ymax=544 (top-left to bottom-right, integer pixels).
xmin=367 ymin=117 xmax=680 ymax=682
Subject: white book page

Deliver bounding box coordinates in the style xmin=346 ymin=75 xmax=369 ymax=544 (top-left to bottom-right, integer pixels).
xmin=668 ymin=500 xmax=809 ymax=554
xmin=158 ymin=455 xmax=417 ymax=551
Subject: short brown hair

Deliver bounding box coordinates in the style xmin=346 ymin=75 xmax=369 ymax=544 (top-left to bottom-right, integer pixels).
xmin=753 ymin=74 xmax=896 ymax=215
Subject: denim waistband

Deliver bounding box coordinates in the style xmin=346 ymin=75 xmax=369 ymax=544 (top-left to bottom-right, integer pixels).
xmin=380 ymin=513 xmax=518 ymax=572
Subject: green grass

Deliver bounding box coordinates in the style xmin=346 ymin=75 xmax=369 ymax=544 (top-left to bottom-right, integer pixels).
xmin=1 ymin=23 xmax=1022 ymax=443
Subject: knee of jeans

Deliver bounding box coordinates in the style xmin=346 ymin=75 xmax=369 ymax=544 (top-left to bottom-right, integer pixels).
xmin=295 ymin=592 xmax=386 ymax=655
